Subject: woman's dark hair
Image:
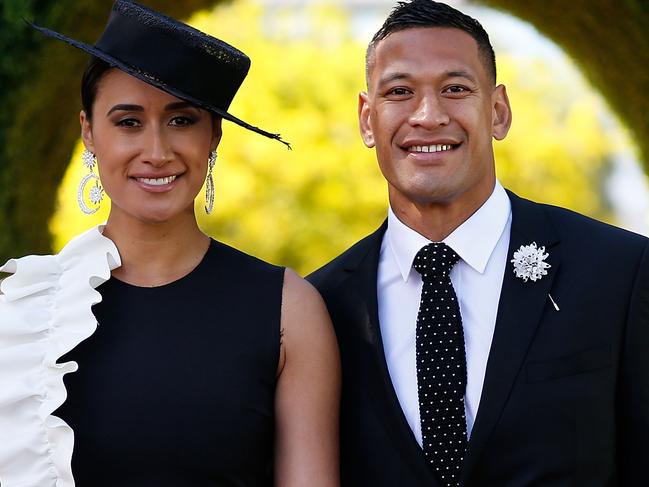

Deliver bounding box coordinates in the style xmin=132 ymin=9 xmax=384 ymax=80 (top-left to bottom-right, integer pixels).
xmin=80 ymin=56 xmax=218 ymax=123
xmin=80 ymin=56 xmax=113 ymax=121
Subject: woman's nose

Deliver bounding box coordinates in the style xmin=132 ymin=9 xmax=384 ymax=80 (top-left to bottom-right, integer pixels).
xmin=142 ymin=127 xmax=173 ymax=166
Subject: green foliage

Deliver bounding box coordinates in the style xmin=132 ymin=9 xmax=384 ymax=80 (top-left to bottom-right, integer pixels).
xmin=480 ymin=0 xmax=649 ymax=169
xmin=0 ymin=0 xmax=58 ymax=262
xmin=51 ymin=0 xmax=628 ymax=275
xmin=0 ymin=0 xmax=221 ymax=264
xmin=0 ymin=0 xmax=36 ymax=82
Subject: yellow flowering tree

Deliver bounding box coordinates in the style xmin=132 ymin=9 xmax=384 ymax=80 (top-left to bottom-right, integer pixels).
xmin=51 ymin=0 xmax=628 ymax=275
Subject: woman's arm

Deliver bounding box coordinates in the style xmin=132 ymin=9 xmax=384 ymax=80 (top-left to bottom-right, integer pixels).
xmin=274 ymin=269 xmax=341 ymax=487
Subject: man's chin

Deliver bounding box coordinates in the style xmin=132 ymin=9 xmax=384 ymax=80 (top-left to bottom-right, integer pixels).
xmin=389 ymin=183 xmax=460 ymax=208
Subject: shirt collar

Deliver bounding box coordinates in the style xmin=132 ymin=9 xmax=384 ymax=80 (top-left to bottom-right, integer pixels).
xmin=387 ymin=181 xmax=511 ymax=282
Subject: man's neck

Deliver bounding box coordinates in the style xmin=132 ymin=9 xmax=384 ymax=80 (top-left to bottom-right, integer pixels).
xmin=389 ymin=182 xmax=495 ymax=242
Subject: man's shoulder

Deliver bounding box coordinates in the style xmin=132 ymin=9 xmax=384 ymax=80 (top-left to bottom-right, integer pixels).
xmin=512 ymin=192 xmax=648 ymax=251
xmin=307 ymin=222 xmax=386 ymax=293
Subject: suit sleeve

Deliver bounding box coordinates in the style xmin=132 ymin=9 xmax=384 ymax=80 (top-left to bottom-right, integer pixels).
xmin=618 ymin=239 xmax=649 ymax=483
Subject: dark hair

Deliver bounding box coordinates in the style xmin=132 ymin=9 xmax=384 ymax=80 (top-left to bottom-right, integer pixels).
xmin=80 ymin=56 xmax=113 ymax=121
xmin=366 ymin=0 xmax=497 ymax=84
xmin=80 ymin=56 xmax=219 ymax=123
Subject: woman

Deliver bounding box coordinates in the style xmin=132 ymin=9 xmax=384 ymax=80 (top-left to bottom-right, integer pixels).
xmin=0 ymin=1 xmax=340 ymax=486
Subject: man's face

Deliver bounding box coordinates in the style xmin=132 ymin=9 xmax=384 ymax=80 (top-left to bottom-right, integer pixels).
xmin=359 ymin=27 xmax=511 ymax=211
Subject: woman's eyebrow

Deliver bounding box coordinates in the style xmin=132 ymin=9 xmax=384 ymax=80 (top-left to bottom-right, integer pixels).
xmin=106 ymin=101 xmax=199 ymax=116
xmin=106 ymin=104 xmax=143 ymax=116
xmin=165 ymin=101 xmax=198 ymax=111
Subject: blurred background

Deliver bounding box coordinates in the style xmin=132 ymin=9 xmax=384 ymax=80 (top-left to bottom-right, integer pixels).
xmin=2 ymin=0 xmax=648 ymax=275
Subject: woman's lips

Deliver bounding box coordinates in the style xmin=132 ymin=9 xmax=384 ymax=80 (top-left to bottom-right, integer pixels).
xmin=131 ymin=174 xmax=180 ymax=192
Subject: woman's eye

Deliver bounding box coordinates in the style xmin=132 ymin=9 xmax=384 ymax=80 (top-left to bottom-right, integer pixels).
xmin=116 ymin=118 xmax=141 ymax=127
xmin=170 ymin=116 xmax=195 ymax=126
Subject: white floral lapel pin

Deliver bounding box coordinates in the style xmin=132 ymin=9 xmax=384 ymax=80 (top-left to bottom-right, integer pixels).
xmin=511 ymin=242 xmax=551 ymax=282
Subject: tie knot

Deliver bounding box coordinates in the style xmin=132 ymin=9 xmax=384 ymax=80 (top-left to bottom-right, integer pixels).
xmin=413 ymin=242 xmax=460 ymax=279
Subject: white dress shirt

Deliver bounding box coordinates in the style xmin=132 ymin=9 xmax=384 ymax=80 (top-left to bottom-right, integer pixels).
xmin=377 ymin=181 xmax=512 ymax=445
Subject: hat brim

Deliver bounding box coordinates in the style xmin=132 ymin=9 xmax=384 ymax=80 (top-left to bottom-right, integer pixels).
xmin=30 ymin=23 xmax=290 ymax=147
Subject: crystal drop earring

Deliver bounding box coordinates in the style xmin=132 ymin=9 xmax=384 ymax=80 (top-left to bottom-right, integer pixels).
xmin=204 ymin=150 xmax=217 ymax=214
xmin=78 ymin=149 xmax=104 ymax=215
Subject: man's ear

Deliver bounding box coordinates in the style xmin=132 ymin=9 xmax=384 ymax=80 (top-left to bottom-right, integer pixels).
xmin=492 ymin=84 xmax=512 ymax=141
xmin=358 ymin=91 xmax=375 ymax=148
xmin=80 ymin=110 xmax=96 ymax=153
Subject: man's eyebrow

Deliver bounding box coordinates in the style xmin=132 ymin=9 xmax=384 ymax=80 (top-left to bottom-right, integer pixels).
xmin=377 ymin=72 xmax=411 ymax=88
xmin=445 ymin=70 xmax=477 ymax=84
xmin=106 ymin=104 xmax=143 ymax=116
xmin=376 ymin=70 xmax=478 ymax=88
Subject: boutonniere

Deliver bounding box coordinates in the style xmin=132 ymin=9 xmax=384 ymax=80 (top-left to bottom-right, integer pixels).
xmin=511 ymin=242 xmax=551 ymax=282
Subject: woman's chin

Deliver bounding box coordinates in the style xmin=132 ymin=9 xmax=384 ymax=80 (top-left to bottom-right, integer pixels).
xmin=110 ymin=203 xmax=194 ymax=226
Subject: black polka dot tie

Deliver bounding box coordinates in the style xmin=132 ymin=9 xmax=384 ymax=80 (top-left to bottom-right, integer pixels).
xmin=413 ymin=242 xmax=467 ymax=487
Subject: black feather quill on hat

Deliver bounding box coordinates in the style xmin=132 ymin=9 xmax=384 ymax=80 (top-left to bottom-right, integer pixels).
xmin=30 ymin=0 xmax=290 ymax=147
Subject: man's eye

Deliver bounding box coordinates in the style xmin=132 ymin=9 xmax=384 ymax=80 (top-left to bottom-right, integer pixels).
xmin=445 ymin=86 xmax=468 ymax=94
xmin=388 ymin=87 xmax=411 ymax=96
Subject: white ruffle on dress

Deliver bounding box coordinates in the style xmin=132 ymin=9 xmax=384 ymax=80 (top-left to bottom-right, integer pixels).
xmin=0 ymin=226 xmax=120 ymax=487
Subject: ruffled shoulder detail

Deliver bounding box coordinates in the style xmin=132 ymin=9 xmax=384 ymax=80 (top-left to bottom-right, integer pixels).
xmin=0 ymin=225 xmax=120 ymax=487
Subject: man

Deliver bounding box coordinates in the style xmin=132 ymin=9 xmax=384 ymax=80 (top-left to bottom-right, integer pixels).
xmin=308 ymin=1 xmax=649 ymax=486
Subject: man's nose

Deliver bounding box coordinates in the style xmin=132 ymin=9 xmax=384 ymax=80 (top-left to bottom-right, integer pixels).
xmin=408 ymin=94 xmax=450 ymax=128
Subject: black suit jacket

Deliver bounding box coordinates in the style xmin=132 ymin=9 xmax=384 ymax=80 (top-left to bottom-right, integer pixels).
xmin=308 ymin=192 xmax=649 ymax=487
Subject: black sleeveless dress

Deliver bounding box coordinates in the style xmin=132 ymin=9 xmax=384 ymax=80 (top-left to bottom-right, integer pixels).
xmin=55 ymin=240 xmax=285 ymax=486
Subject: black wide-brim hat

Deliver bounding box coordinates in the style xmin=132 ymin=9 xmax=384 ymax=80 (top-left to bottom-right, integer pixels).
xmin=30 ymin=0 xmax=289 ymax=147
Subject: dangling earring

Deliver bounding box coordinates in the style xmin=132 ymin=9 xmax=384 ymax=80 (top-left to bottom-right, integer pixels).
xmin=78 ymin=149 xmax=104 ymax=215
xmin=204 ymin=150 xmax=217 ymax=214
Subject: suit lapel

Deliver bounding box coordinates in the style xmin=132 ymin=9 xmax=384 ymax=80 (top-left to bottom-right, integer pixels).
xmin=460 ymin=193 xmax=561 ymax=485
xmin=342 ymin=222 xmax=441 ymax=486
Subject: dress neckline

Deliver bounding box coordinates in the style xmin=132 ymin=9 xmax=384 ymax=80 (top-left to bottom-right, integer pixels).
xmin=108 ymin=239 xmax=216 ymax=291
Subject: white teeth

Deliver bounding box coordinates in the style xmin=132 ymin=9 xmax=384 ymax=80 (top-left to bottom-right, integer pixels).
xmin=409 ymin=144 xmax=453 ymax=153
xmin=137 ymin=175 xmax=177 ymax=186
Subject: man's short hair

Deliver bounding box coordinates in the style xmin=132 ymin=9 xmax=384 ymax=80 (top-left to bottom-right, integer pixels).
xmin=366 ymin=0 xmax=497 ymax=85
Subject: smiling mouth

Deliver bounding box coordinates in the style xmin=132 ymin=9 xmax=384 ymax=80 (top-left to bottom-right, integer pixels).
xmin=407 ymin=144 xmax=458 ymax=153
xmin=135 ymin=175 xmax=178 ymax=186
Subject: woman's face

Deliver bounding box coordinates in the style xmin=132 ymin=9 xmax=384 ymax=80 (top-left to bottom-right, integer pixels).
xmin=81 ymin=68 xmax=221 ymax=224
